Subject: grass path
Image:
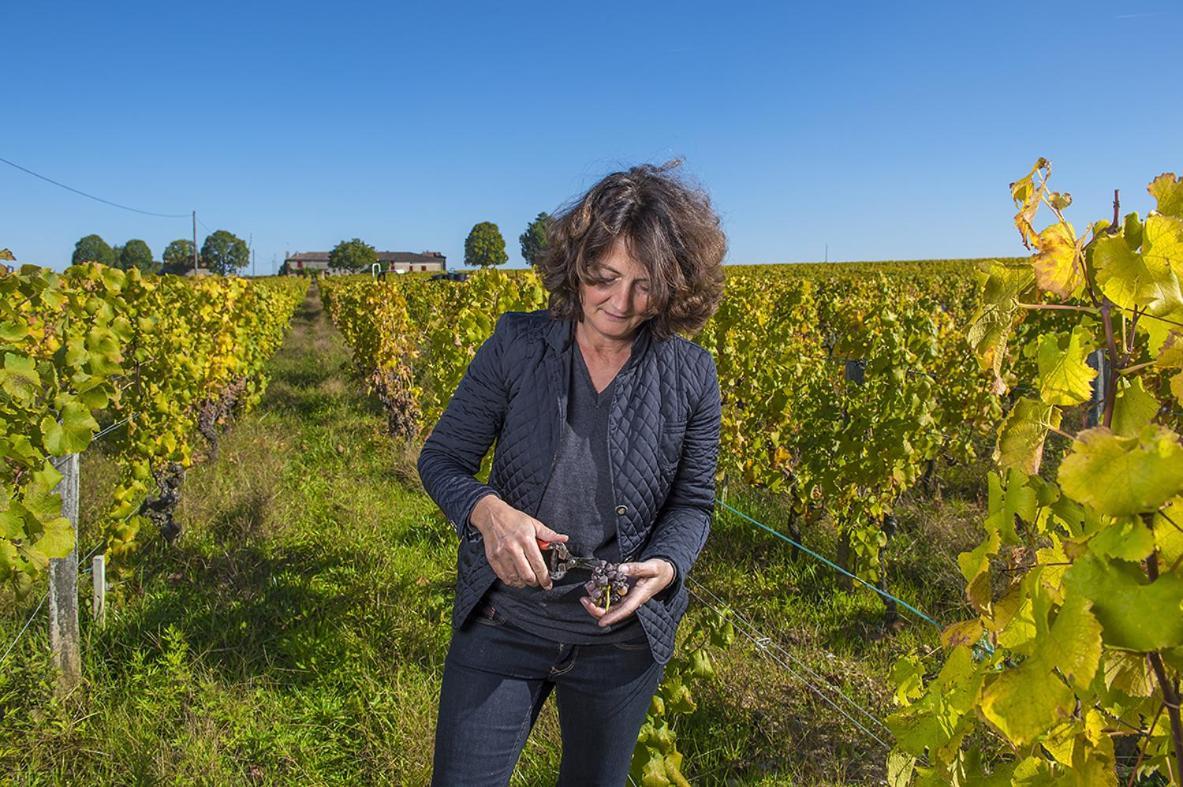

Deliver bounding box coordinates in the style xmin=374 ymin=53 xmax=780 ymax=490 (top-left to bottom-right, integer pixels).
xmin=1 ymin=287 xmax=981 ymax=785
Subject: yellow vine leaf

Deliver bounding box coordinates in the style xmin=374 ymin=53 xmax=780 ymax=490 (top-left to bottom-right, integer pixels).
xmin=1148 ymin=172 xmax=1183 ymax=218
xmin=1111 ymin=377 xmax=1159 ymax=437
xmin=1032 ymin=221 xmax=1083 ymax=298
xmin=1059 ymin=426 xmax=1183 ymax=516
xmin=1035 ymin=326 xmax=1095 ymax=406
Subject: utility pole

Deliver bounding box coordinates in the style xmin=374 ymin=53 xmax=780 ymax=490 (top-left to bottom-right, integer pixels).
xmin=192 ymin=210 xmax=199 ymax=274
xmin=248 ymin=233 xmax=254 ymax=278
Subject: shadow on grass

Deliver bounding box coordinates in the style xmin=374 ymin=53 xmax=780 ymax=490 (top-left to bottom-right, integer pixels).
xmin=262 ymin=359 xmax=389 ymax=428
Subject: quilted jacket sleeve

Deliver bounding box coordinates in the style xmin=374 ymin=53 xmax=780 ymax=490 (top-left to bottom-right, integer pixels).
xmin=417 ymin=313 xmax=512 ymax=539
xmin=640 ymin=348 xmax=721 ymax=599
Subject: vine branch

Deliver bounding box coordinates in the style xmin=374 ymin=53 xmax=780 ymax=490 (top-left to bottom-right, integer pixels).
xmin=1146 ymin=551 xmax=1183 ymax=780
xmin=1015 ymin=302 xmax=1099 ymax=314
xmin=1126 ymin=701 xmax=1167 ymax=787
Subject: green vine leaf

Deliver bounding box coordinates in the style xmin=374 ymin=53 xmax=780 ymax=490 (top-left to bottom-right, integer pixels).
xmin=995 ymin=398 xmax=1060 ymax=475
xmin=984 ymin=468 xmax=1037 ymax=544
xmin=968 ymin=263 xmax=1034 ymax=394
xmin=1148 ymin=172 xmax=1183 ymax=217
xmin=1111 ymin=377 xmax=1160 ymax=436
xmin=1154 ymin=498 xmax=1183 ymax=566
xmin=40 ymin=400 xmax=99 ymax=455
xmin=980 ymin=658 xmax=1075 ymax=747
xmin=1063 ymin=553 xmax=1183 ymax=652
xmin=888 ymin=647 xmax=983 ymax=756
xmin=28 ymin=515 xmax=74 ymax=563
xmin=1095 ymin=216 xmax=1183 ymax=316
xmin=1035 ymin=326 xmax=1095 ymax=406
xmin=1086 ymin=517 xmax=1155 ymax=562
xmin=1045 ymin=596 xmax=1103 ymax=692
xmin=982 ymin=595 xmax=1100 ymax=746
xmin=0 ymin=352 xmax=40 ymax=405
xmin=1059 ymin=426 xmax=1183 ymax=516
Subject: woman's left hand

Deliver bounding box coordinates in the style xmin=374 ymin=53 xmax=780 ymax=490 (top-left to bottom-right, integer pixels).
xmin=580 ymin=559 xmax=675 ymax=627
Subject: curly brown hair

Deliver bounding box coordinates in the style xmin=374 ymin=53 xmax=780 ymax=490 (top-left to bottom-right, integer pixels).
xmin=538 ymin=160 xmax=726 ymax=340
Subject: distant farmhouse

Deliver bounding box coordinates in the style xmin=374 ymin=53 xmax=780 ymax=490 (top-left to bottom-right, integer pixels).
xmin=283 ymin=250 xmax=446 ymax=276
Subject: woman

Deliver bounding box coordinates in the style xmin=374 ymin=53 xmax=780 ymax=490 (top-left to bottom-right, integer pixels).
xmin=418 ymin=161 xmax=725 ymax=786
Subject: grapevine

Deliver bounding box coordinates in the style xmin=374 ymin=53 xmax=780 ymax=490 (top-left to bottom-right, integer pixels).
xmin=1 ymin=263 xmax=306 ymax=596
xmin=888 ymin=160 xmax=1183 ymax=784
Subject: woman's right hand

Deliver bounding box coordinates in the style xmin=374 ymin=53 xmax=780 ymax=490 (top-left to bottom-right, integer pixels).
xmin=469 ymin=495 xmax=568 ymax=591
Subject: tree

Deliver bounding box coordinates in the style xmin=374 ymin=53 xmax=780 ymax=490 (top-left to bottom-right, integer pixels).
xmin=120 ymin=239 xmax=153 ymax=272
xmin=519 ymin=212 xmax=550 ymax=267
xmin=200 ymin=230 xmax=249 ymax=276
xmin=162 ymin=239 xmax=196 ymax=273
xmin=465 ymin=222 xmax=508 ymax=268
xmin=71 ymin=234 xmax=117 ymax=266
xmin=329 ymin=238 xmax=378 ymax=273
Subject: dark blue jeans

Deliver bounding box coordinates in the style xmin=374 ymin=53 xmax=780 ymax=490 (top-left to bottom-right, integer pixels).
xmin=431 ymin=602 xmax=664 ymax=786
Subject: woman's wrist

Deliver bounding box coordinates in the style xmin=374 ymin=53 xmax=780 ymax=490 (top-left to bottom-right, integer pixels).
xmin=653 ymin=557 xmax=677 ymax=587
xmin=469 ymin=493 xmax=503 ymax=535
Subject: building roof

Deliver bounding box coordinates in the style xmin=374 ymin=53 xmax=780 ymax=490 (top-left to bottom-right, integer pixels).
xmin=285 ymin=250 xmax=446 ymax=264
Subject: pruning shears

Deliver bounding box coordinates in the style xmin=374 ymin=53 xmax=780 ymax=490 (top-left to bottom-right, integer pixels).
xmin=536 ymin=539 xmax=600 ymax=580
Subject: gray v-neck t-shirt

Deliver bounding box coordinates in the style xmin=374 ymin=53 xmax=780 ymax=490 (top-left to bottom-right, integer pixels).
xmin=484 ymin=343 xmax=644 ymax=643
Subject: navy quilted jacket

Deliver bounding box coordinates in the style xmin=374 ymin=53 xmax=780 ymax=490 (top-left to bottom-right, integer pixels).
xmin=417 ymin=309 xmax=721 ymax=664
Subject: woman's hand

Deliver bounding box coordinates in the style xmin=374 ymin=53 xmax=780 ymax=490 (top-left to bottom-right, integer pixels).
xmin=469 ymin=495 xmax=568 ymax=591
xmin=580 ymin=559 xmax=675 ymax=627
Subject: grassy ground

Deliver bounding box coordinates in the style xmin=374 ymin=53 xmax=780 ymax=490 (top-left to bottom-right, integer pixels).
xmin=0 ymin=288 xmax=984 ymax=785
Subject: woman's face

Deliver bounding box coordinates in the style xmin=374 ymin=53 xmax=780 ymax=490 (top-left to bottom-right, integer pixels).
xmin=578 ymin=237 xmax=653 ymax=344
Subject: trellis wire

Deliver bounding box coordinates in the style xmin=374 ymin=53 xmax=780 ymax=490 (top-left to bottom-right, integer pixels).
xmin=0 ymin=539 xmax=109 ymax=670
xmin=688 ymin=577 xmax=893 ymax=750
xmin=715 ymin=499 xmax=942 ymax=630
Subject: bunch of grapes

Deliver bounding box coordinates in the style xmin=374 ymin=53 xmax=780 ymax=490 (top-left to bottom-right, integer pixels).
xmin=584 ymin=560 xmax=630 ymax=609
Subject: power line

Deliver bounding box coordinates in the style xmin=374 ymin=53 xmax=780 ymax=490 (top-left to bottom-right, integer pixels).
xmin=0 ymin=155 xmax=189 ymax=219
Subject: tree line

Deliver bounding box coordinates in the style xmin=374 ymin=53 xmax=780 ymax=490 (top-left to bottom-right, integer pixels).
xmin=70 ymin=230 xmax=249 ymax=276
xmin=466 ymin=212 xmax=551 ymax=268
xmin=67 ymin=212 xmax=551 ymax=278
xmin=307 ymin=213 xmax=553 ymax=276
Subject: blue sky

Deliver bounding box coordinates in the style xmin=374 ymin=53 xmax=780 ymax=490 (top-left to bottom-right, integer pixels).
xmin=2 ymin=1 xmax=1180 ymax=274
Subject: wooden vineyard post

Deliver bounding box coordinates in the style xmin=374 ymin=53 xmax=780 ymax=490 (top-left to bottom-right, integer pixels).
xmin=48 ymin=453 xmax=81 ymax=693
xmin=843 ymin=358 xmax=866 ymax=385
xmin=842 ymin=358 xmax=899 ymax=625
xmin=834 ymin=360 xmax=866 ymax=591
